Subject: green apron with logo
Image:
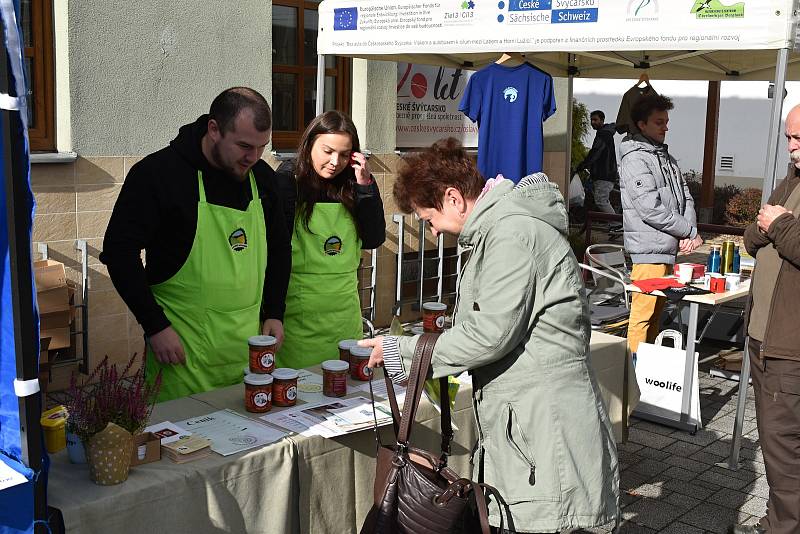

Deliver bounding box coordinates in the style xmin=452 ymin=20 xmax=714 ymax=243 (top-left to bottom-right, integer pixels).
xmin=146 ymin=171 xmax=266 ymax=402
xmin=276 ymin=203 xmax=362 ymax=369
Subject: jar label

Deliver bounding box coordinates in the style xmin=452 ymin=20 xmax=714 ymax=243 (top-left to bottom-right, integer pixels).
xmin=352 ymin=360 xmax=372 ymax=381
xmin=324 ymin=371 xmax=348 ymax=397
xmin=250 ymin=346 xmax=276 ymax=373
xmin=423 ymin=308 xmax=446 ymax=333
xmin=286 ymin=386 xmax=297 ymax=401
xmin=254 ymin=392 xmax=271 ymax=408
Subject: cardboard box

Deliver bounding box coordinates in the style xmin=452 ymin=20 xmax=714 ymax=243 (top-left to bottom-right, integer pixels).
xmin=38 ymin=286 xmax=70 ymax=315
xmin=588 ymin=331 xmax=639 ymax=443
xmin=34 ymin=258 xmax=71 ymax=308
xmin=130 ymin=432 xmax=161 ymax=466
xmin=48 ymin=361 xmax=79 ymax=392
xmin=34 ymin=259 xmax=67 ymax=291
xmin=35 ymin=259 xmax=73 ymax=344
xmin=41 ymin=306 xmax=71 ymax=328
xmin=41 ymin=327 xmax=70 ymax=350
xmin=716 ymin=353 xmax=743 ymax=372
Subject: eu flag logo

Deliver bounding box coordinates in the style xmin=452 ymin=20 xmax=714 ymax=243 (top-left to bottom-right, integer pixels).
xmin=334 ymin=7 xmax=358 ymax=30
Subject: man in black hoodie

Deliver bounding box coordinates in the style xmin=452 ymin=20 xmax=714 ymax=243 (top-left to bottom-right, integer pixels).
xmin=575 ymin=110 xmax=621 ymax=231
xmin=101 ymin=87 xmax=291 ymax=401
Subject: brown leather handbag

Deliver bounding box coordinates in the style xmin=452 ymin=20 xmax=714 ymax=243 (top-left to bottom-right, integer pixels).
xmin=361 ymin=333 xmax=503 ymax=534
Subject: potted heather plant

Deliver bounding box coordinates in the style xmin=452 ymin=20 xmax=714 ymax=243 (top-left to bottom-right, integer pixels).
xmin=65 ymin=354 xmax=161 ymax=485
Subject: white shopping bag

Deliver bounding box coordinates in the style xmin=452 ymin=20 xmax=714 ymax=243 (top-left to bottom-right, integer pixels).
xmin=634 ymin=330 xmax=702 ymax=428
xmin=568 ymin=173 xmax=585 ymax=207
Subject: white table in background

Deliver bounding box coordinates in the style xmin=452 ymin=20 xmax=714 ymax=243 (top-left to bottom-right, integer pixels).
xmin=625 ymin=280 xmax=750 ymax=433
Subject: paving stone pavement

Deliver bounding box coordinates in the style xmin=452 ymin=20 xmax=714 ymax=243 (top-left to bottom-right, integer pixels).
xmin=558 ymin=343 xmax=769 ymax=534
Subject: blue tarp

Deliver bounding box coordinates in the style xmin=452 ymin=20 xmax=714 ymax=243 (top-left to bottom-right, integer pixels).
xmin=0 ymin=457 xmax=34 ymax=534
xmin=0 ymin=0 xmax=40 ymax=533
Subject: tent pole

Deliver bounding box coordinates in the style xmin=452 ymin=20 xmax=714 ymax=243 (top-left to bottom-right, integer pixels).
xmin=316 ymin=54 xmax=326 ymax=116
xmin=699 ymin=81 xmax=720 ymax=223
xmin=762 ymin=47 xmax=790 ymax=204
xmin=565 ymin=54 xmax=575 ymax=204
xmin=0 ymin=23 xmax=46 ymax=532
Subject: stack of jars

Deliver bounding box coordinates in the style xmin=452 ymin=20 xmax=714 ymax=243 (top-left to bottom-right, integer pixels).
xmin=243 ymin=335 xmax=299 ymax=413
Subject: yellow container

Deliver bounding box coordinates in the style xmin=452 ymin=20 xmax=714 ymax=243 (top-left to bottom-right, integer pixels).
xmin=40 ymin=405 xmax=68 ymax=453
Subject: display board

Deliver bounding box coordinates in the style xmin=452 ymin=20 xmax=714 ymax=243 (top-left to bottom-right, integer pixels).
xmin=396 ymin=63 xmax=477 ymax=147
xmin=318 ymin=0 xmax=800 ymax=81
xmin=321 ymin=0 xmax=792 ymax=54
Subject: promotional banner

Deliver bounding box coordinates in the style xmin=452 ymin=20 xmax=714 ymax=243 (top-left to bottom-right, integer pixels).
xmin=319 ymin=0 xmax=795 ymax=55
xmin=396 ymin=63 xmax=477 ymax=148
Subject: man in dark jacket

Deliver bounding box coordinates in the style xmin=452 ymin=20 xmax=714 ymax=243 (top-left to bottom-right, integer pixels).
xmin=101 ymin=87 xmax=291 ymax=401
xmin=729 ymin=104 xmax=800 ymax=534
xmin=575 ymin=110 xmax=620 ymax=230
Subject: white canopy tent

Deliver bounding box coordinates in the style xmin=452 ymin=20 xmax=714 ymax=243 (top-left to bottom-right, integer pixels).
xmin=315 ymin=0 xmax=800 ymax=471
xmin=316 ymin=0 xmax=800 ymax=198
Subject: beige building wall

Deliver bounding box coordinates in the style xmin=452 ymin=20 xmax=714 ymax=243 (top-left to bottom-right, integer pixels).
xmin=36 ymin=1 xmax=275 ymax=386
xmin=32 ymin=158 xmax=140 ymax=388
xmin=65 ymin=1 xmax=273 ymax=156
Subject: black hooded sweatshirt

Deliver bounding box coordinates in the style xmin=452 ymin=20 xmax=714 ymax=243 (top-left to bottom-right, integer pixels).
xmin=100 ymin=115 xmax=291 ymax=337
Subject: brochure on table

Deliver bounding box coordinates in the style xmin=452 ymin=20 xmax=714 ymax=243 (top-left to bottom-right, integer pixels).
xmin=300 ymin=369 xmax=409 ymax=406
xmin=262 ymin=396 xmax=394 ymax=438
xmin=355 ymin=379 xmax=407 ymax=405
xmin=175 ymin=409 xmax=287 ymax=456
xmin=297 ymin=369 xmax=359 ymax=404
xmin=144 ymin=421 xmax=192 ymax=444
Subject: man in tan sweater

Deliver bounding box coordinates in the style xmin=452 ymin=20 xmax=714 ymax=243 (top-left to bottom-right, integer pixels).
xmin=729 ymin=105 xmax=800 ymax=534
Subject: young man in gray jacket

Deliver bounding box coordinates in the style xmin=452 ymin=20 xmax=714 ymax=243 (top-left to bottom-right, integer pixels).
xmin=619 ymin=94 xmax=702 ymax=354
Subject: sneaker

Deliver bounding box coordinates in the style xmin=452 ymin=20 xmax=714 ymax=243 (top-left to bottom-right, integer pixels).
xmin=727 ymin=524 xmax=766 ymax=534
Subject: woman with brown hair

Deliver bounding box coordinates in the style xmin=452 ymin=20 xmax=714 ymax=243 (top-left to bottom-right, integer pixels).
xmin=275 ymin=111 xmax=385 ymax=368
xmin=360 ymin=138 xmax=618 ymax=533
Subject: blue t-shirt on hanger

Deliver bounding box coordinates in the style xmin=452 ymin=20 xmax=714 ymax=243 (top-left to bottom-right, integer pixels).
xmin=459 ymin=62 xmax=556 ymax=183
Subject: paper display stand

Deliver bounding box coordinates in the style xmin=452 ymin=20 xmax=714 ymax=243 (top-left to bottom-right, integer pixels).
xmin=633 ymin=330 xmax=701 ymax=431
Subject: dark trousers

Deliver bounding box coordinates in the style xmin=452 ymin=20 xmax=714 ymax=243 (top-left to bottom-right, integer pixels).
xmin=749 ymin=338 xmax=800 ymax=534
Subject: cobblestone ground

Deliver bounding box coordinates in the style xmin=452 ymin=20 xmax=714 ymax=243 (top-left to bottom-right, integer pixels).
xmin=563 ymin=221 xmax=758 ymax=534
xmin=562 ymin=342 xmax=760 ymax=534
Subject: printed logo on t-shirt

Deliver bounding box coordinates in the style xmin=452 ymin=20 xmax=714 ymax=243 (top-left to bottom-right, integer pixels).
xmin=503 ymin=86 xmax=519 ymax=103
xmin=229 ymin=228 xmax=248 ymax=251
xmin=324 ymin=235 xmax=343 ymax=256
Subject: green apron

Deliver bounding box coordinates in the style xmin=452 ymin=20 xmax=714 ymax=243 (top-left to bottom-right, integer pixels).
xmin=276 ymin=202 xmax=362 ymax=369
xmin=146 ymin=171 xmax=266 ymax=402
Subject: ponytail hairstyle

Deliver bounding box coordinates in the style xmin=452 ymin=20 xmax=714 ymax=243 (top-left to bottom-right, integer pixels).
xmin=294 ymin=110 xmax=360 ymax=234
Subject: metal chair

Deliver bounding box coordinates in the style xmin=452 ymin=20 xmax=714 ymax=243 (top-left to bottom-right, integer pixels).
xmin=579 ymin=244 xmax=631 ymax=335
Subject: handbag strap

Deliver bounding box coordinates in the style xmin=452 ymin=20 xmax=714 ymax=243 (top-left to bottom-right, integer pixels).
xmin=368 ymin=374 xmax=400 ymax=450
xmin=474 ymin=482 xmax=508 ymax=534
xmin=375 ymin=333 xmax=454 ymax=459
xmin=471 ymin=482 xmax=492 ymax=534
xmin=397 ymin=333 xmax=439 ymax=444
xmin=439 ymin=376 xmax=453 ymax=457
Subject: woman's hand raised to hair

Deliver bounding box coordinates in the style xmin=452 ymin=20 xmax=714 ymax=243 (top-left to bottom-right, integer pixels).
xmin=351 ymin=152 xmax=372 ymax=185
